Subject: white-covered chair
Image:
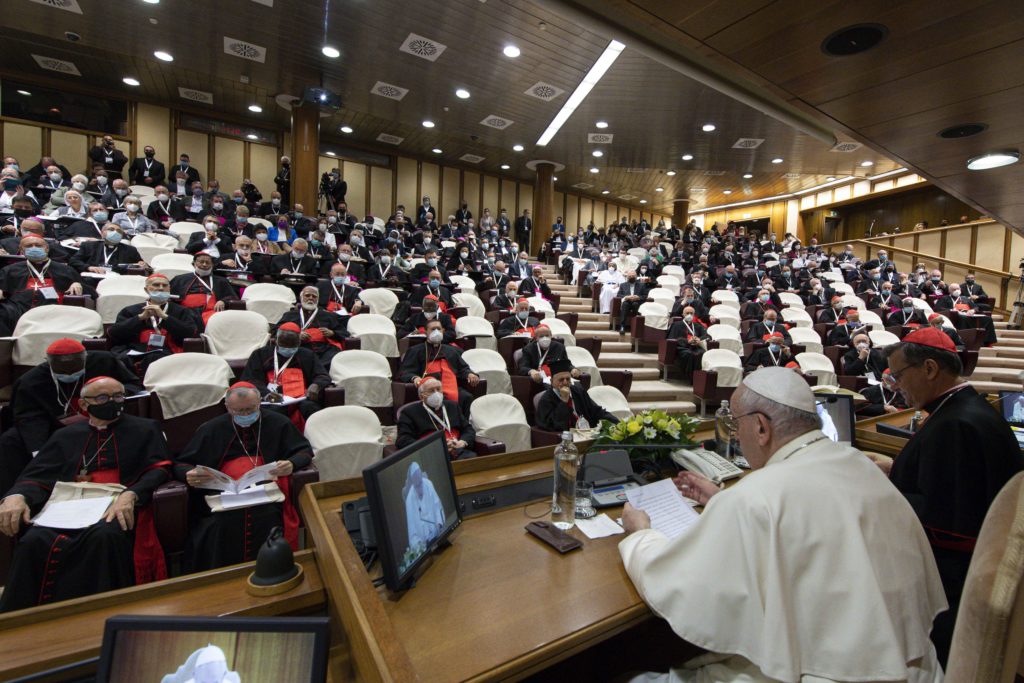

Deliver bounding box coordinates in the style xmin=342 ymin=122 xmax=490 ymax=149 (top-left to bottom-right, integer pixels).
xmin=831 ymin=281 xmax=854 ymax=295
xmin=789 ymin=327 xmax=824 ymax=354
xmin=305 ymin=406 xmax=384 ymax=480
xmin=452 ymin=292 xmax=485 ymax=318
xmin=841 ymin=294 xmax=868 ymax=311
xmin=462 ymin=348 xmax=512 ymax=395
xmin=637 ymin=301 xmax=670 ymax=331
xmin=167 ymin=221 xmax=205 ymax=249
xmin=859 ymin=310 xmax=884 ymax=328
xmin=241 ymin=283 xmax=296 ymax=323
xmin=662 ymin=265 xmax=686 ymax=282
xmin=11 ymin=306 xmax=103 ymax=366
xmin=911 ymin=298 xmax=934 ymax=314
xmin=781 ymin=307 xmax=813 ymax=329
xmin=656 ymin=275 xmax=681 ymax=294
xmin=627 ymin=247 xmax=648 ymax=261
xmin=470 ymin=394 xmax=531 ymax=453
xmin=778 ymin=292 xmax=805 ymax=310
xmin=133 ymin=243 xmax=175 ymax=265
xmin=541 ymin=317 xmax=576 ymax=347
xmin=329 ymin=350 xmax=393 ymax=407
xmin=795 ymin=352 xmax=838 ymax=386
xmin=247 ymin=216 xmax=272 ymax=230
xmin=711 ymin=290 xmax=741 ymax=309
xmin=130 ymin=231 xmax=178 ymax=265
xmin=358 ymin=288 xmax=399 ymax=318
xmin=139 ymin=195 xmax=157 ymax=212
xmin=128 ymin=184 xmax=155 ymax=197
xmin=587 ymin=385 xmax=632 ymax=421
xmin=648 ymin=288 xmax=678 ymax=310
xmin=707 ymin=324 xmax=743 ymax=356
xmin=450 ymin=275 xmax=477 ymax=294
xmin=455 ymin=316 xmax=497 ymax=351
xmin=440 ymin=240 xmax=457 ymax=250
xmin=709 ymin=304 xmax=740 ymax=328
xmin=819 ymin=271 xmax=843 ymax=283
xmin=527 ymin=296 xmax=555 ymax=315
xmin=143 ymin=353 xmax=233 ymax=419
xmin=701 ymin=349 xmax=743 ymax=388
xmin=96 ymin=288 xmax=149 ymax=325
xmin=346 ymin=313 xmax=398 ymax=357
xmin=150 ymin=252 xmax=197 ymax=279
xmin=868 ymin=329 xmax=901 ymax=348
xmin=201 ymin=310 xmax=269 ymax=360
xmin=96 ymin=274 xmax=149 ymax=296
xmin=566 ymin=345 xmax=601 ymax=386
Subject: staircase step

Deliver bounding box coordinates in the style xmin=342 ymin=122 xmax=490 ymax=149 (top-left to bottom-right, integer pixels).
xmin=970 ymin=380 xmax=1022 ymax=394
xmin=968 ymin=366 xmax=1023 ymax=383
xmin=601 ymin=341 xmax=635 ymax=353
xmin=597 ymin=352 xmax=659 ymax=368
xmin=976 ymin=356 xmax=1024 ymax=370
xmin=578 ymin=330 xmax=631 ymax=342
xmin=559 ymin=304 xmax=592 ymax=313
xmin=988 ymin=346 xmax=1024 ymax=359
xmin=577 ymin=312 xmax=605 ymax=322
xmin=577 ymin=320 xmax=610 ymax=331
xmin=601 ymin=366 xmax=660 ymax=380
xmin=626 ymin=380 xmax=695 ymax=402
xmin=628 ymin=400 xmax=697 ymax=415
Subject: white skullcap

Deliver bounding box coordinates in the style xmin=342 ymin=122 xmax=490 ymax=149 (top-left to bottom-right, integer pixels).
xmin=741 ymin=367 xmax=817 ymax=414
xmin=195 ymin=644 xmax=227 ymax=667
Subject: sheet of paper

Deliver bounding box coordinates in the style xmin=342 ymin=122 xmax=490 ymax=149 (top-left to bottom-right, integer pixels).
xmin=625 ymin=478 xmax=700 ymax=540
xmin=234 ymin=462 xmax=279 ymax=492
xmin=574 ymin=513 xmax=626 ymax=539
xmin=217 ymin=487 xmax=274 ymax=510
xmin=192 ymin=465 xmax=238 ymax=493
xmin=31 ymin=496 xmax=113 ymax=529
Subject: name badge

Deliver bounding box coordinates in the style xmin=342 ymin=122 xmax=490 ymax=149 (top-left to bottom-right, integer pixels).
xmin=267 ymin=382 xmax=280 ymax=393
xmin=105 ymin=156 xmax=114 ymax=164
xmin=39 ymin=286 xmax=59 ymax=300
xmin=148 ymin=333 xmax=166 ymax=348
xmin=144 ymin=172 xmax=150 ymax=178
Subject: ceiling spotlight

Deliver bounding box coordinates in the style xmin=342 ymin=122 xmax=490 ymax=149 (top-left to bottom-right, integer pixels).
xmin=589 ymin=167 xmax=599 ymax=174
xmin=432 ymin=148 xmax=443 ymax=154
xmin=246 ymin=134 xmax=258 ymax=140
xmin=702 ymin=123 xmax=716 ymax=132
xmin=500 ymin=164 xmax=511 ymax=170
xmin=16 ymin=89 xmax=31 ymax=96
xmin=513 ymin=144 xmax=524 ymax=152
xmin=153 ymin=50 xmax=174 ymax=62
xmin=248 ymin=104 xmax=262 ymax=113
xmin=455 ymin=88 xmax=471 ymax=99
xmin=742 ymin=173 xmax=753 ymax=179
xmin=860 ymin=160 xmax=874 ymax=167
xmin=595 ymin=121 xmax=609 ymax=129
xmin=771 ymin=157 xmax=784 ymax=164
xmin=655 ymin=187 xmax=664 ymax=192
xmin=723 ymin=189 xmax=733 ymax=194
xmin=503 ymin=45 xmax=521 ymax=58
xmin=601 ymin=190 xmax=610 ymax=194
xmin=967 ymin=150 xmax=1021 ymax=170
xmin=666 ymin=170 xmax=676 ymax=176
xmin=122 ymin=77 xmax=141 ymax=86
xmin=142 ymin=0 xmax=159 ymax=3
xmin=592 ymin=150 xmax=603 ymax=157
xmin=639 ymin=199 xmax=648 ymax=204
xmin=326 ymin=151 xmax=336 ymax=156
xmin=682 ymin=154 xmax=694 ymax=161
xmin=553 ymin=177 xmax=558 ymax=181
xmin=422 ymin=120 xmax=435 ymax=128
xmin=340 ymin=126 xmax=353 ymax=134
xmin=322 ymin=46 xmax=340 ymax=58
xmin=826 ymin=176 xmax=836 ymax=181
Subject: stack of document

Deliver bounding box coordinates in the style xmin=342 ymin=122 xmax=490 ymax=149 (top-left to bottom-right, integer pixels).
xmin=195 ymin=464 xmax=285 ymax=512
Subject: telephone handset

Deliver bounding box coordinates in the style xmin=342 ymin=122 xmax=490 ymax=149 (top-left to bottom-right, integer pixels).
xmin=671 ymin=448 xmax=744 ymax=485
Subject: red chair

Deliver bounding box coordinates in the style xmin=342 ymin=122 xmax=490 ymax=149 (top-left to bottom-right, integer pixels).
xmin=691 ymin=368 xmax=737 ymax=417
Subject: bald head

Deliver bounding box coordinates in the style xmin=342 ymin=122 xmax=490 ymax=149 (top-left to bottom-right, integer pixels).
xmin=81 ymin=377 xmax=124 ymax=399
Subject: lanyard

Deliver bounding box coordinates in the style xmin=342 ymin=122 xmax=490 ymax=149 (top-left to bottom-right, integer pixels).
xmin=192 ymin=274 xmax=214 ymax=293
xmin=103 ymin=245 xmax=117 ymax=264
xmin=230 ymin=417 xmax=263 ymax=467
xmin=298 ymin=307 xmax=318 ymax=330
xmin=26 ymin=259 xmax=50 ymax=286
xmin=683 ymin=320 xmax=696 ymax=337
xmin=424 ymin=344 xmax=444 ymax=375
xmin=425 ymin=405 xmax=451 ymax=433
xmin=144 ymin=158 xmax=154 ymax=172
xmin=51 ymin=374 xmax=81 ymax=416
xmin=331 ymin=282 xmax=346 ymax=304
xmin=768 ymin=347 xmax=781 ymax=365
xmin=273 ymin=351 xmax=295 ymax=385
xmin=288 ymin=257 xmax=303 ymax=274
xmin=80 ymin=430 xmax=116 ymax=476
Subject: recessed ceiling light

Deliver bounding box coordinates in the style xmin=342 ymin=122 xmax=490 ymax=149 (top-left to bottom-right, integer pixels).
xmin=16 ymin=89 xmax=30 ymax=96
xmin=595 ymin=121 xmax=609 ymax=129
xmin=655 ymin=187 xmax=664 ymax=192
xmin=553 ymin=176 xmax=558 ymax=181
xmin=742 ymin=173 xmax=753 ymax=179
xmin=326 ymin=151 xmax=336 ymax=156
xmin=513 ymin=144 xmax=524 ymax=152
xmin=639 ymin=199 xmax=648 ymax=204
xmin=500 ymin=164 xmax=511 ymax=170
xmin=592 ymin=150 xmax=603 ymax=157
xmin=860 ymin=160 xmax=874 ymax=167
xmin=967 ymin=150 xmax=1020 ymax=170
xmin=723 ymin=189 xmax=733 ymax=195
xmin=666 ymin=170 xmax=676 ymax=176
xmin=822 ymin=23 xmax=889 ymax=57
xmin=422 ymin=120 xmax=435 ymax=128
xmin=142 ymin=0 xmax=159 ymax=4
xmin=322 ymin=46 xmax=340 ymax=58
xmin=826 ymin=176 xmax=836 ymax=181
xmin=246 ymin=134 xmax=258 ymax=140
xmin=340 ymin=126 xmax=353 ymax=134
xmin=153 ymin=50 xmax=174 ymax=62
xmin=536 ymin=39 xmax=625 ymax=146
xmin=432 ymin=148 xmax=443 ymax=154
xmin=122 ymin=77 xmax=140 ymax=86
xmin=248 ymin=104 xmax=262 ymax=113
xmin=682 ymin=154 xmax=694 ymax=161
xmin=503 ymin=45 xmax=521 ymax=58
xmin=589 ymin=167 xmax=599 ymax=174
xmin=455 ymin=88 xmax=471 ymax=99
xmin=702 ymin=123 xmax=716 ymax=132
xmin=601 ymin=190 xmax=610 ymax=194
xmin=771 ymin=157 xmax=784 ymax=164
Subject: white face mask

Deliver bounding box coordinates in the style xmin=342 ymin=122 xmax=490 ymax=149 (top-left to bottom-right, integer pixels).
xmin=427 ymin=329 xmax=443 ymax=344
xmin=537 ymin=336 xmax=551 ymax=350
xmin=425 ymin=391 xmax=443 ymax=409
xmin=157 ymin=193 xmax=169 ymax=201
xmin=126 ymin=204 xmax=139 ymax=213
xmin=856 ymin=342 xmax=869 ymax=351
xmin=72 ymin=181 xmax=86 ymax=191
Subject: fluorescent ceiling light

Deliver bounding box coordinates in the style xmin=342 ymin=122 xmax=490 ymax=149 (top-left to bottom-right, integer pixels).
xmin=340 ymin=126 xmax=353 ymax=134
xmin=248 ymin=104 xmax=262 ymax=112
xmin=122 ymin=77 xmax=140 ymax=86
xmin=967 ymin=151 xmax=1020 ymax=170
xmin=771 ymin=157 xmax=784 ymax=164
xmin=536 ymin=39 xmax=625 ymax=146
xmin=503 ymin=45 xmax=521 ymax=58
xmin=513 ymin=144 xmax=524 ymax=152
xmin=422 ymin=120 xmax=435 ymax=128
xmin=681 ymin=154 xmax=693 ymax=161
xmin=666 ymin=170 xmax=676 ymax=176
xmin=702 ymin=123 xmax=716 ymax=132
xmin=153 ymin=51 xmax=174 ymax=61
xmin=595 ymin=121 xmax=609 ymax=129
xmin=742 ymin=173 xmax=753 ymax=179
xmin=432 ymin=148 xmax=443 ymax=154
xmin=860 ymin=160 xmax=874 ymax=167
xmin=589 ymin=167 xmax=599 ymax=173
xmin=322 ymin=46 xmax=340 ymax=58
xmin=455 ymin=88 xmax=470 ymax=99
xmin=17 ymin=89 xmax=30 ymax=96
xmin=592 ymin=150 xmax=603 ymax=157
xmin=500 ymin=164 xmax=511 ymax=170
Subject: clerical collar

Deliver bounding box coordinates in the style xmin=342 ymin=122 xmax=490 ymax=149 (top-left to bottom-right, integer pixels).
xmin=922 ymin=382 xmax=971 ymax=415
xmin=765 ymin=429 xmax=829 ymax=467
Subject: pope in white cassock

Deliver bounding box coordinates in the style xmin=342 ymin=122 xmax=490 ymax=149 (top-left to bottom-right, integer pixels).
xmin=620 ymin=367 xmax=948 ymax=683
xmin=404 ymin=461 xmax=446 ymax=551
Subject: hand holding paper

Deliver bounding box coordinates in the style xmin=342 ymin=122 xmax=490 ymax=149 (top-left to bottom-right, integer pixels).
xmin=624 ymin=478 xmax=700 ymax=540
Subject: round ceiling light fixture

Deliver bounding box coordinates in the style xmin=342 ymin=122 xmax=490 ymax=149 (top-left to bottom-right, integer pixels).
xmin=742 ymin=173 xmax=753 ymax=179
xmin=592 ymin=150 xmax=603 ymax=157
xmin=702 ymin=123 xmax=716 ymax=132
xmin=666 ymin=170 xmax=676 ymax=176
xmin=153 ymin=50 xmax=174 ymax=61
xmin=595 ymin=121 xmax=609 ymax=129
xmin=967 ymin=150 xmax=1020 ymax=171
xmin=422 ymin=120 xmax=435 ymax=128
xmin=248 ymin=104 xmax=262 ymax=113
xmin=601 ymin=190 xmax=610 ymax=195
xmin=723 ymin=189 xmax=733 ymax=195
xmin=513 ymin=144 xmax=524 ymax=152
xmin=500 ymin=164 xmax=511 ymax=170
xmin=771 ymin=157 xmax=784 ymax=164
xmin=455 ymin=88 xmax=471 ymax=99
xmin=681 ymin=154 xmax=694 ymax=161
xmin=122 ymin=77 xmax=141 ymax=86
xmin=860 ymin=160 xmax=874 ymax=167
xmin=822 ymin=23 xmax=889 ymax=56
xmin=655 ymin=187 xmax=664 ymax=192
xmin=589 ymin=167 xmax=599 ymax=174
xmin=432 ymin=148 xmax=443 ymax=154
xmin=340 ymin=126 xmax=353 ymax=134
xmin=322 ymin=46 xmax=340 ymax=58
xmin=503 ymin=45 xmax=521 ymax=58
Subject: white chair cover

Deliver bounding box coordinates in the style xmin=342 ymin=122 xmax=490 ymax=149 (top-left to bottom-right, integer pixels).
xmin=613 ymin=255 xmax=639 ymax=273
xmin=247 ymin=217 xmax=272 ymax=230
xmin=789 ymin=327 xmax=824 ymax=354
xmin=565 ymin=345 xmax=602 ymax=386
xmin=860 ymin=310 xmax=884 ymax=327
xmin=305 ymin=406 xmax=383 ymax=481
xmin=796 ymin=352 xmax=838 ymax=386
xmin=869 ymin=330 xmax=901 ymax=348
xmin=587 ymin=385 xmax=632 ymax=421
xmin=440 ymin=240 xmax=457 ymax=250
xmin=527 ymin=296 xmax=555 ymax=315
xmin=167 ymin=221 xmax=205 ymax=249
xmin=711 ymin=290 xmax=741 ymax=310
xmin=96 ymin=274 xmax=148 ymax=295
xmin=150 ymin=252 xmax=197 ymax=279
xmin=627 ymin=247 xmax=648 ymax=261
xmin=778 ymin=292 xmax=805 ymax=310
xmin=662 ymin=265 xmax=686 ymax=281
xmin=819 ymin=271 xmax=843 ymax=283
xmin=764 ymin=259 xmax=780 ymax=269
xmin=709 ymin=305 xmax=740 ymax=328
xmin=346 ymin=314 xmax=398 ymax=357
xmin=134 ymin=243 xmax=174 ymax=265
xmin=450 ymin=275 xmax=477 ymax=293
xmin=358 ymin=288 xmax=399 ymax=318
xmin=452 ymin=292 xmax=485 ymax=318
xmin=781 ymin=307 xmax=813 ymax=329
xmin=130 ymin=231 xmax=178 ymax=250
xmin=656 ymin=275 xmax=681 ymax=295
xmin=455 ymin=316 xmax=497 ymax=351
xmin=540 ymin=317 xmax=576 ymax=347
xmin=329 ymin=350 xmax=393 ymax=407
xmin=701 ymin=349 xmax=743 ymax=388
xmin=831 ymin=281 xmax=854 ymax=295
xmin=707 ymin=324 xmax=744 ymax=356
xmin=841 ymin=294 xmax=868 ymax=311
xmin=911 ymin=298 xmax=934 ymax=314
xmin=139 ymin=195 xmax=157 ymax=212
xmin=97 ymin=292 xmax=149 ymax=324
xmin=648 ymin=288 xmax=678 ymax=310
xmin=637 ymin=301 xmax=670 ymax=331
xmin=128 ymin=184 xmax=155 ymax=196
xmin=143 ymin=353 xmax=233 ymax=419
xmin=407 ymin=257 xmax=425 ymax=268
xmin=241 ymin=283 xmax=297 ymax=323
xmin=462 ymin=348 xmax=512 ymax=395
xmin=470 ymin=394 xmax=531 ymax=453
xmin=11 ymin=306 xmax=103 ymax=366
xmin=201 ymin=310 xmax=269 ymax=360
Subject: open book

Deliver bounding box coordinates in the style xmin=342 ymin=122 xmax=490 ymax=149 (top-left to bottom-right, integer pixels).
xmin=193 ymin=463 xmax=278 ymax=494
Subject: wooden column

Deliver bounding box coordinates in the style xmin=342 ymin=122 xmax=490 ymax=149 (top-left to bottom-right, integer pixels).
xmin=291 ymin=102 xmax=320 ymax=213
xmin=672 ymin=198 xmax=690 ymax=228
xmin=532 ymin=162 xmax=555 ymax=256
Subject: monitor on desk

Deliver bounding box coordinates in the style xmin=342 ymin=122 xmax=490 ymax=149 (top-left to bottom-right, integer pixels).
xmin=95 ymin=615 xmax=328 ymax=683
xmin=997 ymin=391 xmax=1024 ymax=449
xmin=815 ymin=393 xmax=856 ymax=446
xmin=363 ymin=430 xmax=461 ymax=592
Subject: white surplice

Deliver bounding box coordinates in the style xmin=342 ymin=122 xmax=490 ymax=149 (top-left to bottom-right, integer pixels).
xmin=620 ymin=430 xmax=947 ymax=683
xmin=597 ymin=268 xmax=626 ymax=314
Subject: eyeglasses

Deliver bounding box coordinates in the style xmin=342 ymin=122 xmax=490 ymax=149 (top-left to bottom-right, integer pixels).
xmin=83 ymin=392 xmax=125 ymax=404
xmin=887 ymin=362 xmax=921 ymax=383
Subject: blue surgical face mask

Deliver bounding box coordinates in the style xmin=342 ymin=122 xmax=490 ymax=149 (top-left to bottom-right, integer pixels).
xmin=149 ymin=290 xmax=171 ymax=303
xmin=24 ymin=246 xmax=47 ymax=260
xmin=53 ymin=369 xmax=86 ymax=383
xmin=429 ymin=278 xmax=441 ymax=288
xmin=104 ymin=231 xmax=122 ymax=244
xmin=332 ymin=275 xmax=348 ymax=285
xmin=769 ymin=343 xmax=781 ymax=353
xmin=92 ymin=211 xmax=108 ymax=222
xmin=294 ymin=211 xmax=303 ymax=219
xmin=277 ymin=345 xmax=298 ymax=358
xmin=517 ymin=310 xmax=529 ymax=320
xmin=426 ymin=258 xmax=436 ymax=267
xmin=232 ymin=411 xmax=260 ymax=427
xmin=233 ymin=197 xmax=244 ymax=204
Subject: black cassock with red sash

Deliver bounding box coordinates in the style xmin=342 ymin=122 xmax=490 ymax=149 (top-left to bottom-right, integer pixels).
xmin=0 ymin=415 xmax=171 ymax=612
xmin=173 ymin=410 xmax=312 ymax=572
xmin=168 ymin=272 xmax=237 ymax=327
xmin=107 ymin=301 xmax=201 ymax=368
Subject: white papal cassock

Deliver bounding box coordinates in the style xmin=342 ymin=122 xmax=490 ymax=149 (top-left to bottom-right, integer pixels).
xmin=620 ymin=431 xmax=947 ymax=683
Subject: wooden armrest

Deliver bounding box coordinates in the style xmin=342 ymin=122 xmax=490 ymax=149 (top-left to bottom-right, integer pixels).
xmin=474 ymin=436 xmax=505 ymax=456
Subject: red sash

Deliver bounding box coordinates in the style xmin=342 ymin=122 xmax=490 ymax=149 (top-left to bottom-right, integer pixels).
xmin=23 ymin=276 xmax=64 ymax=304
xmin=89 ymin=466 xmax=168 ymax=585
xmin=220 ymin=455 xmax=299 ymax=551
xmin=180 ymin=279 xmax=217 ymax=325
xmin=425 ymin=358 xmax=459 ymax=404
xmin=302 ymin=326 xmax=344 ymax=350
xmin=326 ymin=298 xmax=346 ymax=314
xmin=267 ymin=367 xmax=307 ymax=431
xmin=139 ymin=326 xmax=183 ymax=354
xmin=420 ymin=427 xmax=460 ymax=442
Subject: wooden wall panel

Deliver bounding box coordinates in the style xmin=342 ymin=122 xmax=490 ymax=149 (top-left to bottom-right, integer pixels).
xmin=463 ymin=172 xmax=481 ymax=216
xmin=50 ymin=130 xmax=88 ymax=177
xmin=483 ymin=176 xmax=499 ymax=216
xmin=213 ymin=136 xmax=244 ymax=192
xmin=1000 ymin=229 xmax=1024 ymax=272
xmin=248 ymin=144 xmax=278 ymax=201
xmin=344 ymin=160 xmax=367 ymax=218
xmin=317 ymin=155 xmax=335 ymax=179
xmin=136 ymin=103 xmax=171 ymax=160
xmin=917 ymin=231 xmax=942 ymax=258
xmin=519 ymin=184 xmax=533 ymax=225
xmin=946 ymin=229 xmax=972 ymax=266
xmin=396 ymin=157 xmax=417 ymax=209
xmin=500 ymin=179 xmax=517 ymax=217
xmin=420 ymin=162 xmax=440 ymax=217
xmin=580 ymin=198 xmax=594 ymax=228
xmin=370 ymin=165 xmax=394 ymax=220
xmin=565 ymin=194 xmax=579 ymax=233
xmin=835 ymin=185 xmax=975 ymax=242
xmin=3 ymin=122 xmax=42 ymax=173
xmin=594 ymin=201 xmax=606 ymax=227
xmin=554 ymin=192 xmax=565 ymax=221
xmin=175 ymin=129 xmax=208 ymax=185
xmin=893 ymin=251 xmax=914 ymax=274
xmin=442 ymin=167 xmax=461 ymax=219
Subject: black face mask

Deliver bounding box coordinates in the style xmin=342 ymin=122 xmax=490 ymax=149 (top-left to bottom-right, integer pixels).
xmin=87 ymin=401 xmax=123 ymax=421
xmin=14 ymin=208 xmax=33 ymax=218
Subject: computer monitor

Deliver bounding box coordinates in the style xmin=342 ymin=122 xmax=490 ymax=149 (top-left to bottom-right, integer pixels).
xmin=95 ymin=615 xmax=328 ymax=683
xmin=999 ymin=391 xmax=1024 ymax=425
xmin=816 ymin=393 xmax=856 ymax=446
xmin=363 ymin=430 xmax=461 ymax=592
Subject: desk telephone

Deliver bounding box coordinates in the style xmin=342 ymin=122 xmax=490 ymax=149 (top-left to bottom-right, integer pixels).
xmin=671 ymin=448 xmax=744 ymax=485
